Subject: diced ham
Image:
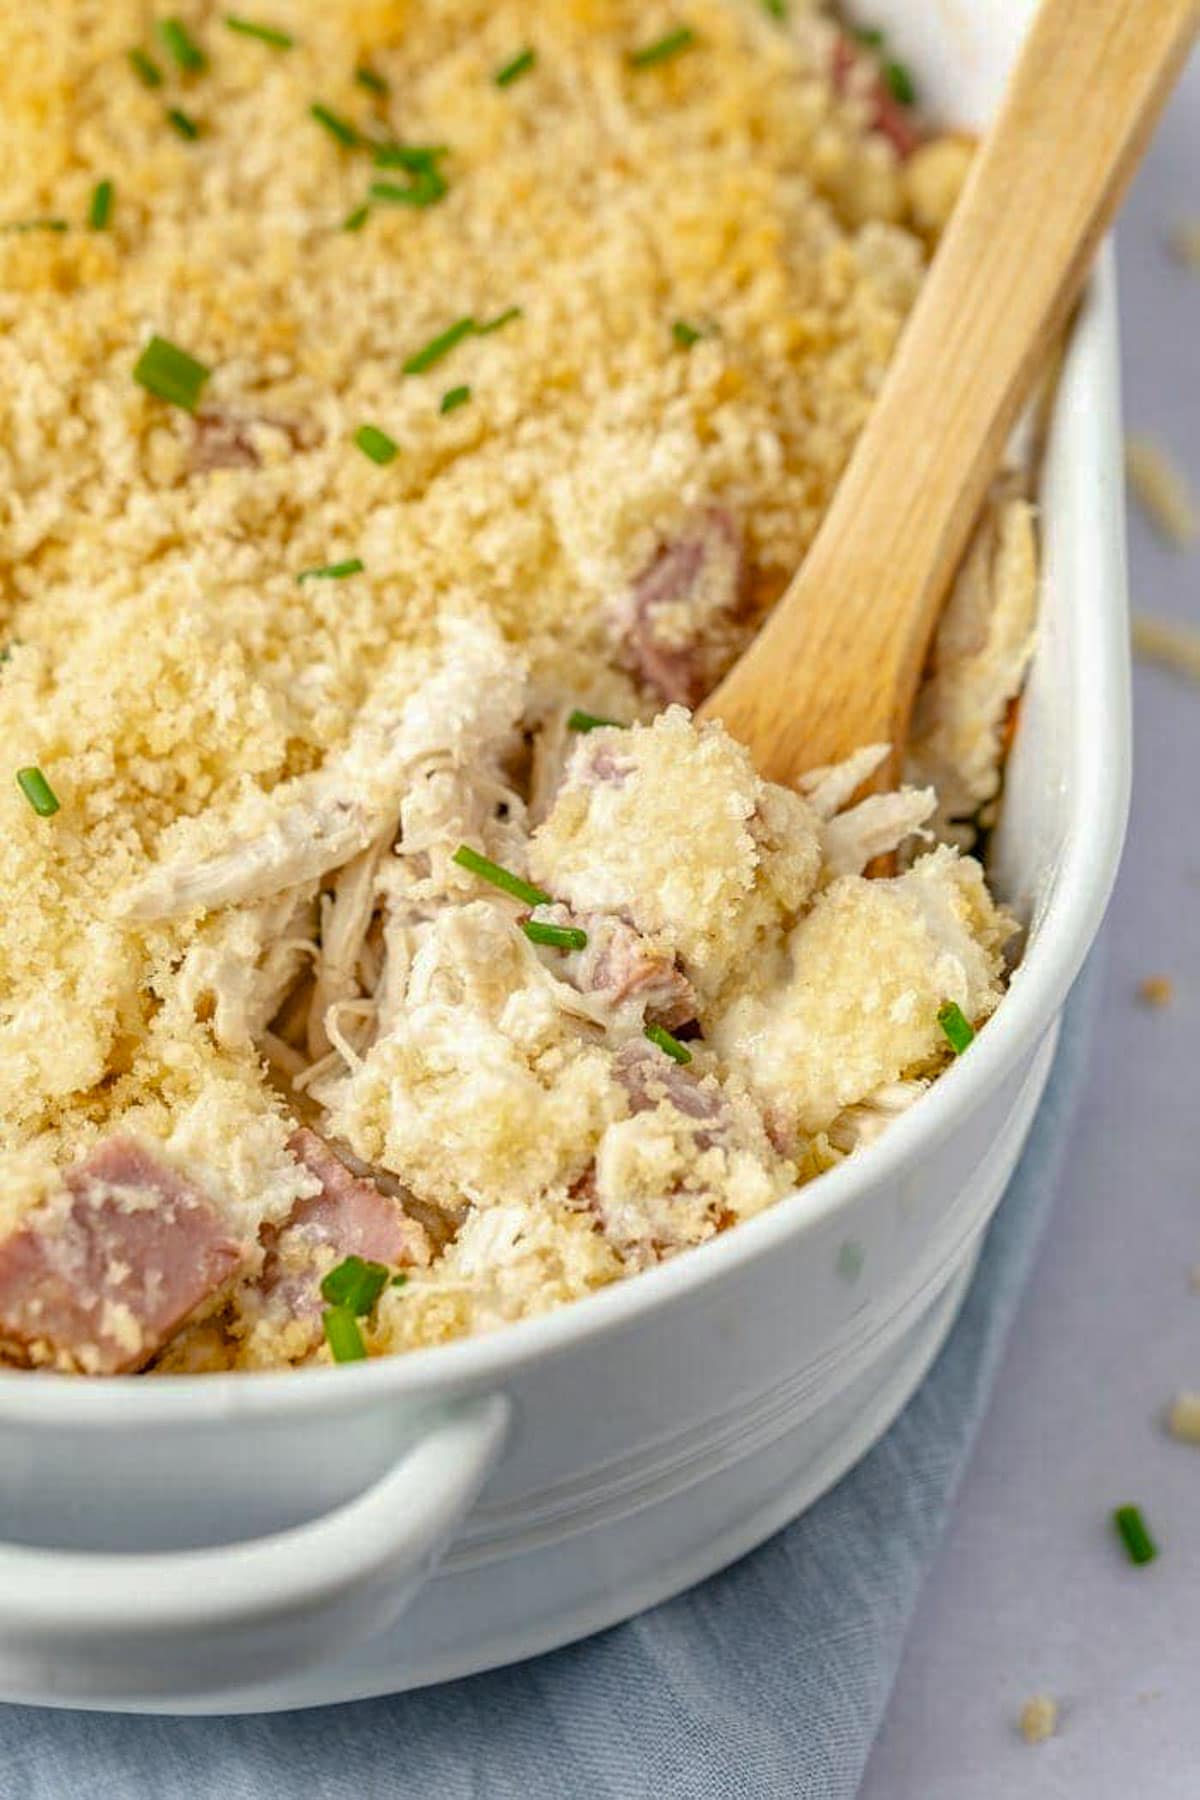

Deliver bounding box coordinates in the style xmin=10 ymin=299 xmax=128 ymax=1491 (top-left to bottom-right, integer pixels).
xmin=190 ymin=411 xmax=321 ymax=473
xmin=0 ymin=1139 xmax=244 ymax=1374
xmin=614 ymin=1040 xmax=725 ymax=1148
xmin=259 ymin=1129 xmax=431 ymax=1322
xmin=571 ymin=916 xmax=697 ymax=1031
xmin=831 ymin=34 xmax=924 ymax=161
xmin=619 ymin=507 xmax=750 ymax=708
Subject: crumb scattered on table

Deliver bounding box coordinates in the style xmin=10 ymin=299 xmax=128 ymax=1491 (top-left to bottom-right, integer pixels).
xmin=1132 ymin=614 xmax=1200 ymax=683
xmin=1138 ymin=975 xmax=1174 ymax=1008
xmin=1019 ymin=1695 xmax=1059 ymax=1744
xmin=1126 ymin=436 xmax=1198 ymax=548
xmin=1167 ymin=1392 xmax=1200 ymax=1445
xmin=1168 ymin=220 xmax=1200 ymax=269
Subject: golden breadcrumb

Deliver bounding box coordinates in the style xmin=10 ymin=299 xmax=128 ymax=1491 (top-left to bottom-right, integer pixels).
xmin=1019 ymin=1695 xmax=1059 ymax=1745
xmin=1125 ymin=435 xmax=1198 ymax=548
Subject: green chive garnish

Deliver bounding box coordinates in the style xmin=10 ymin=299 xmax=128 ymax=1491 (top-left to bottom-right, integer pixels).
xmin=369 ymin=171 xmax=447 ymax=208
xmin=524 ymin=920 xmax=588 ymax=951
xmin=452 ymin=844 xmax=550 ymax=907
xmin=343 ymin=203 xmax=370 ymax=232
xmin=355 ymin=65 xmax=388 ymax=95
xmin=1113 ymin=1504 xmax=1157 ymax=1566
xmin=644 ymin=1023 xmax=693 ymax=1064
xmin=224 ymin=15 xmax=294 ymax=49
xmin=372 ymin=143 xmax=447 ymax=172
xmin=440 ymin=385 xmax=470 ymax=414
xmin=883 ymin=59 xmax=916 ymax=105
xmin=762 ymin=0 xmax=787 ymax=17
xmin=390 ymin=1271 xmax=409 ymax=1288
xmin=88 ymin=180 xmax=114 ymax=231
xmin=852 ymin=24 xmax=885 ymax=47
xmin=476 ymin=305 xmax=522 ymax=335
xmin=403 ymin=316 xmax=476 ymax=375
xmin=16 ymin=767 xmax=60 ymax=818
xmin=354 ymin=423 xmax=398 ymax=464
xmin=567 ymin=709 xmax=624 ymax=732
xmin=1 ymin=219 xmax=68 ymax=236
xmin=166 ymin=107 xmax=201 ymax=140
xmin=157 ymin=17 xmax=207 ymax=73
xmin=320 ymin=1255 xmax=389 ymax=1315
xmin=297 ymin=557 xmax=365 ymax=582
xmin=672 ymin=319 xmax=701 ymax=348
xmin=496 ymin=48 xmax=536 ymax=87
xmin=310 ymin=103 xmax=359 ymax=148
xmin=937 ymin=1000 xmax=975 ymax=1055
xmin=132 ymin=334 xmax=211 ymax=411
xmin=629 ymin=27 xmax=697 ymax=69
xmin=322 ymin=1305 xmax=367 ymax=1363
xmin=128 ymin=47 xmax=164 ymax=87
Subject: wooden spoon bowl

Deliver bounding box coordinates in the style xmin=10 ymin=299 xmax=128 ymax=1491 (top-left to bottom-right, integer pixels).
xmin=700 ymin=0 xmax=1197 ymax=788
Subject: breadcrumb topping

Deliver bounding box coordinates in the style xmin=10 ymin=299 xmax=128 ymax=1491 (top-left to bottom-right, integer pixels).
xmin=0 ymin=1 xmax=1029 ymax=1371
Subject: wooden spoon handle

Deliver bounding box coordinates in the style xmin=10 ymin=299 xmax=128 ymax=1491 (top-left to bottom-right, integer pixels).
xmin=700 ymin=0 xmax=1197 ymax=785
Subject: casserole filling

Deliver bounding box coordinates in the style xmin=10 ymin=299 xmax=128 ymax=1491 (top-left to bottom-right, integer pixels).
xmin=0 ymin=0 xmax=1035 ymax=1373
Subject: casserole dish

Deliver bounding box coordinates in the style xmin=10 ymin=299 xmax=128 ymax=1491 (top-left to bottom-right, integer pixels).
xmin=0 ymin=0 xmax=1129 ymax=1713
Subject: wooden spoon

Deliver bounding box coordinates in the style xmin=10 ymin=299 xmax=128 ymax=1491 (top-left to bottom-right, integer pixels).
xmin=700 ymin=0 xmax=1197 ymax=788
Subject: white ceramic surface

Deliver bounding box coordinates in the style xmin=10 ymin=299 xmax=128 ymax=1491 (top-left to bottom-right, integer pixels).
xmin=0 ymin=0 xmax=1130 ymax=1714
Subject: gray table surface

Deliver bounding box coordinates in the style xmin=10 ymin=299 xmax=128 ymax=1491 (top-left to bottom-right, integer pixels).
xmin=860 ymin=59 xmax=1200 ymax=1800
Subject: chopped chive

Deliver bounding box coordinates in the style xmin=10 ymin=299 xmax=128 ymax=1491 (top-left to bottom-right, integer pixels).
xmin=320 ymin=1254 xmax=389 ymax=1315
xmin=224 ymin=15 xmax=294 ymax=49
xmin=1113 ymin=1504 xmax=1157 ymax=1566
xmin=372 ymin=142 xmax=447 ymax=172
xmin=355 ymin=65 xmax=389 ymax=95
xmin=629 ymin=27 xmax=697 ymax=69
xmin=310 ymin=103 xmax=359 ymax=148
xmin=296 ymin=557 xmax=365 ymax=582
xmin=157 ymin=17 xmax=207 ymax=74
xmin=524 ymin=920 xmax=588 ymax=951
xmin=322 ymin=1305 xmax=367 ymax=1363
xmin=672 ymin=319 xmax=701 ymax=348
xmin=166 ymin=107 xmax=201 ymax=140
xmin=883 ymin=59 xmax=916 ymax=105
xmin=354 ymin=423 xmax=398 ymax=464
xmin=390 ymin=1271 xmax=409 ymax=1288
xmin=476 ymin=305 xmax=522 ymax=336
xmin=402 ymin=315 xmax=476 ymax=375
xmin=88 ymin=179 xmax=114 ymax=231
xmin=128 ymin=47 xmax=164 ymax=87
xmin=495 ymin=48 xmax=536 ymax=87
xmin=132 ymin=334 xmax=211 ymax=411
xmin=1 ymin=219 xmax=68 ymax=236
xmin=567 ymin=709 xmax=625 ymax=732
xmin=343 ymin=203 xmax=370 ymax=231
xmin=937 ymin=1000 xmax=975 ymax=1055
xmin=852 ymin=24 xmax=886 ymax=47
xmin=16 ymin=767 xmax=60 ymax=818
xmin=440 ymin=385 xmax=470 ymax=414
xmin=452 ymin=844 xmax=550 ymax=907
xmin=645 ymin=1023 xmax=693 ymax=1065
xmin=762 ymin=0 xmax=787 ymax=16
xmin=368 ymin=170 xmax=447 ymax=208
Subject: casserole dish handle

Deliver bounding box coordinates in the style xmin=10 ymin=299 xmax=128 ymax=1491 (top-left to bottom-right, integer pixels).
xmin=0 ymin=1392 xmax=509 ymax=1706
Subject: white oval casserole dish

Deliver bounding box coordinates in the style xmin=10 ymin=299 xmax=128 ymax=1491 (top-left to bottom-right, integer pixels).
xmin=0 ymin=0 xmax=1130 ymax=1713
